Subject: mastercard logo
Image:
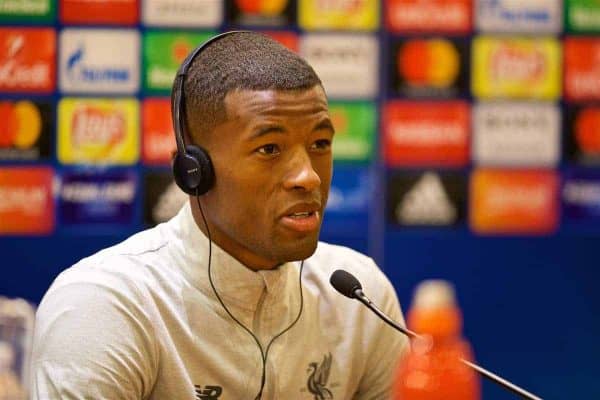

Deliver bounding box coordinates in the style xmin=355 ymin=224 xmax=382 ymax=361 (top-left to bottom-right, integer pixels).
xmin=235 ymin=0 xmax=288 ymax=15
xmin=398 ymin=39 xmax=459 ymax=88
xmin=0 ymin=101 xmax=42 ymax=149
xmin=575 ymin=108 xmax=600 ymax=155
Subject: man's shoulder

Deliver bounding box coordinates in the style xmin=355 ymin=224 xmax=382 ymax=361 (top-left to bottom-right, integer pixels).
xmin=49 ymin=224 xmax=173 ymax=299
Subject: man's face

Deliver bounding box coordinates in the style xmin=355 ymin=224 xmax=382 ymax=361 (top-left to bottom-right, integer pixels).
xmin=197 ymin=85 xmax=334 ymax=270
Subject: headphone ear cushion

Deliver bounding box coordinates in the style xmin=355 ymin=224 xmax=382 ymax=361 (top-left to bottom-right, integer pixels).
xmin=172 ymin=145 xmax=215 ymax=195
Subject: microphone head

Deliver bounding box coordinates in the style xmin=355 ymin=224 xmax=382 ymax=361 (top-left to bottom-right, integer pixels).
xmin=330 ymin=269 xmax=362 ymax=299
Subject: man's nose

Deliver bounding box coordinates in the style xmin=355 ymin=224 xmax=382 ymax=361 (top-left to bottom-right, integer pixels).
xmin=283 ymin=148 xmax=321 ymax=192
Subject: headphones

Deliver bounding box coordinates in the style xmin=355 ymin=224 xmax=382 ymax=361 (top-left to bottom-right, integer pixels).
xmin=171 ymin=31 xmax=250 ymax=195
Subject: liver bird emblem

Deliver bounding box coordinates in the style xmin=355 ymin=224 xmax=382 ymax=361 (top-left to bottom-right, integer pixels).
xmin=307 ymin=353 xmax=333 ymax=400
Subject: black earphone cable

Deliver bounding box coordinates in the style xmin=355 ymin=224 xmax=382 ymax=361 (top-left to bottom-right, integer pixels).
xmin=195 ymin=192 xmax=305 ymax=400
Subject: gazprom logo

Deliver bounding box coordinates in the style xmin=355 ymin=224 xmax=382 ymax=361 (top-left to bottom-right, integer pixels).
xmin=67 ymin=45 xmax=130 ymax=83
xmin=60 ymin=29 xmax=140 ymax=94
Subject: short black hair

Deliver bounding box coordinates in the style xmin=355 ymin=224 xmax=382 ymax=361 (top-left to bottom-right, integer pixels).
xmin=181 ymin=31 xmax=323 ymax=142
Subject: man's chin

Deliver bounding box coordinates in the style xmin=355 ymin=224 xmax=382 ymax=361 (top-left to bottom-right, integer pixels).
xmin=275 ymin=235 xmax=319 ymax=263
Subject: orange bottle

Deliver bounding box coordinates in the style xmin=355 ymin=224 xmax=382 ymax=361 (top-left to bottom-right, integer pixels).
xmin=394 ymin=280 xmax=480 ymax=400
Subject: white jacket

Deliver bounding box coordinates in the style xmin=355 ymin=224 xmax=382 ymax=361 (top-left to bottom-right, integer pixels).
xmin=31 ymin=202 xmax=408 ymax=399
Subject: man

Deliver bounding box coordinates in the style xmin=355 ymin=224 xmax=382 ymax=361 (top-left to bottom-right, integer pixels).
xmin=31 ymin=32 xmax=408 ymax=399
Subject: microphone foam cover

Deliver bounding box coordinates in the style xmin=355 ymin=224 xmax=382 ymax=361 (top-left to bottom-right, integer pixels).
xmin=330 ymin=269 xmax=362 ymax=299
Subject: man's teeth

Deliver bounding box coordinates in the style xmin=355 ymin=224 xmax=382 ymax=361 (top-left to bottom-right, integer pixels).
xmin=289 ymin=212 xmax=311 ymax=218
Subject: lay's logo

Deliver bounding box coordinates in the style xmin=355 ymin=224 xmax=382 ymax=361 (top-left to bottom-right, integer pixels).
xmin=58 ymin=98 xmax=139 ymax=165
xmin=299 ymin=0 xmax=378 ymax=30
xmin=0 ymin=28 xmax=55 ymax=93
xmin=71 ymin=107 xmax=126 ymax=148
xmin=490 ymin=45 xmax=546 ymax=82
xmin=472 ymin=37 xmax=560 ymax=99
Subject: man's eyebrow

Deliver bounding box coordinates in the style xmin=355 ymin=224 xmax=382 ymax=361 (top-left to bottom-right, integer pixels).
xmin=249 ymin=125 xmax=286 ymax=139
xmin=314 ymin=119 xmax=335 ymax=133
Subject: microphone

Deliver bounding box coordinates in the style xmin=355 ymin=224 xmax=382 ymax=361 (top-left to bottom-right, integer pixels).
xmin=329 ymin=269 xmax=544 ymax=400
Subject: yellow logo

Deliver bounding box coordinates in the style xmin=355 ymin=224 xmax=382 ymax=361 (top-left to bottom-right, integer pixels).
xmin=58 ymin=98 xmax=139 ymax=165
xmin=472 ymin=37 xmax=561 ymax=99
xmin=299 ymin=0 xmax=378 ymax=30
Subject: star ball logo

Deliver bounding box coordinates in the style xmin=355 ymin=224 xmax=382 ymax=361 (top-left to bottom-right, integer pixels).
xmin=0 ymin=28 xmax=55 ymax=93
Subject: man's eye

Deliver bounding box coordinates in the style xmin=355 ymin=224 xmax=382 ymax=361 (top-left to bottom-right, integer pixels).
xmin=257 ymin=144 xmax=280 ymax=156
xmin=311 ymin=139 xmax=332 ymax=151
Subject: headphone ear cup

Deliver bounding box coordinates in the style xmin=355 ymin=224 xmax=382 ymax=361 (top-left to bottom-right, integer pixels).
xmin=172 ymin=145 xmax=215 ymax=195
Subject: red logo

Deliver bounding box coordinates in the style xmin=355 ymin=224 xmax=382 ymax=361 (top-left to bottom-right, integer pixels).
xmin=263 ymin=31 xmax=299 ymax=52
xmin=142 ymin=98 xmax=176 ymax=165
xmin=564 ymin=37 xmax=600 ymax=101
xmin=60 ymin=0 xmax=139 ymax=25
xmin=575 ymin=107 xmax=600 ymax=156
xmin=470 ymin=169 xmax=559 ymax=235
xmin=0 ymin=28 xmax=55 ymax=93
xmin=386 ymin=0 xmax=472 ymax=33
xmin=71 ymin=107 xmax=126 ymax=148
xmin=383 ymin=101 xmax=469 ymax=167
xmin=0 ymin=167 xmax=54 ymax=235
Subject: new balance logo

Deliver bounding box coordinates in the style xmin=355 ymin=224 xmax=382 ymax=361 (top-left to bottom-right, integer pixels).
xmin=194 ymin=385 xmax=222 ymax=400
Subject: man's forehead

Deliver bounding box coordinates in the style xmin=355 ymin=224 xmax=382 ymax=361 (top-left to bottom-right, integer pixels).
xmin=223 ymin=86 xmax=329 ymax=115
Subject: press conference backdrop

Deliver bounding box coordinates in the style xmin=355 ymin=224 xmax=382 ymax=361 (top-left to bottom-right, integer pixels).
xmin=1 ymin=0 xmax=599 ymax=398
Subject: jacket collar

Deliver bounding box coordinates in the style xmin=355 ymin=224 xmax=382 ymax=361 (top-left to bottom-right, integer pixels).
xmin=171 ymin=202 xmax=299 ymax=312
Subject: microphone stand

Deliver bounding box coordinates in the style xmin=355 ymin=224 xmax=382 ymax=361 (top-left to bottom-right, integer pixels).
xmin=353 ymin=289 xmax=544 ymax=400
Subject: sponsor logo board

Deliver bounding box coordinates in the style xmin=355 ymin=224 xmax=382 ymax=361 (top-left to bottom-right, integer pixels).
xmin=0 ymin=0 xmax=54 ymax=21
xmin=0 ymin=166 xmax=54 ymax=235
xmin=143 ymin=0 xmax=222 ymax=27
xmin=387 ymin=171 xmax=466 ymax=227
xmin=390 ymin=37 xmax=469 ymax=98
xmin=299 ymin=0 xmax=378 ymax=31
xmin=263 ymin=31 xmax=299 ymax=52
xmin=144 ymin=171 xmax=187 ymax=226
xmin=323 ymin=166 xmax=370 ymax=235
xmin=473 ymin=102 xmax=560 ymax=167
xmin=301 ymin=34 xmax=378 ymax=99
xmin=0 ymin=100 xmax=52 ymax=161
xmin=227 ymin=0 xmax=295 ymax=27
xmin=476 ymin=0 xmax=562 ymax=33
xmin=472 ymin=37 xmax=561 ymax=99
xmin=60 ymin=29 xmax=140 ymax=94
xmin=59 ymin=169 xmax=137 ymax=225
xmin=0 ymin=28 xmax=55 ymax=93
xmin=386 ymin=0 xmax=471 ymax=33
xmin=562 ymin=170 xmax=600 ymax=221
xmin=565 ymin=104 xmax=600 ymax=165
xmin=58 ymin=98 xmax=139 ymax=165
xmin=330 ymin=102 xmax=375 ymax=161
xmin=566 ymin=0 xmax=600 ymax=32
xmin=564 ymin=37 xmax=600 ymax=101
xmin=142 ymin=98 xmax=176 ymax=165
xmin=60 ymin=0 xmax=138 ymax=25
xmin=383 ymin=101 xmax=470 ymax=167
xmin=470 ymin=169 xmax=559 ymax=234
xmin=144 ymin=31 xmax=215 ymax=92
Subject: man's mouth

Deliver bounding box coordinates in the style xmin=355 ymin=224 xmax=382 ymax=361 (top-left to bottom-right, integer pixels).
xmin=288 ymin=211 xmax=315 ymax=219
xmin=280 ymin=204 xmax=321 ymax=233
